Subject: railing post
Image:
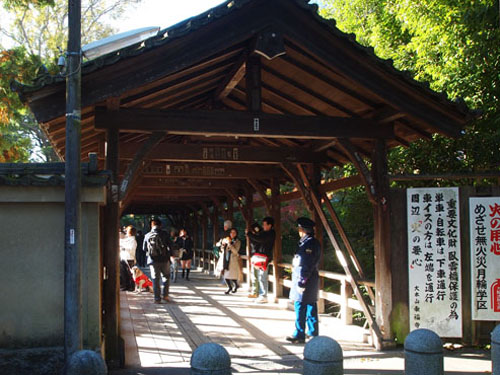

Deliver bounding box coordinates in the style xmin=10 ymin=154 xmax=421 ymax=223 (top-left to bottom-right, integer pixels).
xmin=492 ymin=325 xmax=500 ymax=375
xmin=303 ymin=336 xmax=343 ymax=375
xmin=340 ymin=278 xmax=353 ymax=325
xmin=66 ymin=350 xmax=107 ymax=375
xmin=191 ymin=343 xmax=231 ymax=375
xmin=404 ymin=329 xmax=443 ymax=375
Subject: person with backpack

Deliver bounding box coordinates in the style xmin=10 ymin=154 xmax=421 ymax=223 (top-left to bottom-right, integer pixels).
xmin=142 ymin=217 xmax=172 ymax=303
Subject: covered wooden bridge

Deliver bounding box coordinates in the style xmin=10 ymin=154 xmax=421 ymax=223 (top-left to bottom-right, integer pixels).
xmin=13 ymin=0 xmax=471 ymax=365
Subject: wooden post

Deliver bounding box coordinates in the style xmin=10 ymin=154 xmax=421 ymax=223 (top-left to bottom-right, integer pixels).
xmin=103 ymin=126 xmax=120 ymax=366
xmin=245 ymin=193 xmax=254 ymax=290
xmin=192 ymin=210 xmax=199 ymax=267
xmin=212 ymin=205 xmax=219 ymax=273
xmin=246 ymin=55 xmax=261 ymax=112
xmin=309 ymin=164 xmax=325 ymax=314
xmin=340 ymin=278 xmax=353 ymax=325
xmin=64 ymin=0 xmax=82 ymax=368
xmin=202 ymin=208 xmax=208 ymax=272
xmin=372 ymin=139 xmax=393 ymax=345
xmin=271 ymin=177 xmax=283 ymax=300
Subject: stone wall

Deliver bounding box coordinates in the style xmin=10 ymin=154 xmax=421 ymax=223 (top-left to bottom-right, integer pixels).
xmin=0 ymin=185 xmax=105 ymax=350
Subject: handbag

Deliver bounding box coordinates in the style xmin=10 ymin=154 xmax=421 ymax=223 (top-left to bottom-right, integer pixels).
xmin=251 ymin=253 xmax=268 ymax=271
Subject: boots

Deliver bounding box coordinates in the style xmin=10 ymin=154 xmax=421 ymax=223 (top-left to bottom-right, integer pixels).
xmin=186 ymin=269 xmax=190 ymax=281
xmin=181 ymin=269 xmax=185 ymax=279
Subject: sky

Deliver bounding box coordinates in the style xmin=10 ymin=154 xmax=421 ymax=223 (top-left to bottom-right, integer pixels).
xmin=112 ymin=0 xmax=322 ymax=33
xmin=112 ymin=0 xmax=227 ymax=32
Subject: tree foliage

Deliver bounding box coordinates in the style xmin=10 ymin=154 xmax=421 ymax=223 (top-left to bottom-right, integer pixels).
xmin=319 ymin=0 xmax=500 ymax=176
xmin=0 ymin=0 xmax=141 ymax=162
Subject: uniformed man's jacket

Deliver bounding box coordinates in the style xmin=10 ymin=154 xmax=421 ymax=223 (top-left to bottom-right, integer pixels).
xmin=289 ymin=234 xmax=320 ymax=303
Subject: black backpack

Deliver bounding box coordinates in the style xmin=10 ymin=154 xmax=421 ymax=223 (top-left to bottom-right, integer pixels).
xmin=147 ymin=231 xmax=167 ymax=259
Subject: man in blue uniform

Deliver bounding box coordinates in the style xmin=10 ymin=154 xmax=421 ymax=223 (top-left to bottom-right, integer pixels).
xmin=286 ymin=217 xmax=321 ymax=343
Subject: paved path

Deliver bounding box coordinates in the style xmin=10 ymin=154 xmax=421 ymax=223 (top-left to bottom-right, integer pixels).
xmin=112 ymin=269 xmax=492 ymax=375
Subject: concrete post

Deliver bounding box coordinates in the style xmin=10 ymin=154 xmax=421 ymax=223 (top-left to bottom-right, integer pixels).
xmin=492 ymin=325 xmax=500 ymax=375
xmin=66 ymin=350 xmax=107 ymax=375
xmin=303 ymin=336 xmax=343 ymax=375
xmin=404 ymin=329 xmax=443 ymax=375
xmin=191 ymin=343 xmax=231 ymax=375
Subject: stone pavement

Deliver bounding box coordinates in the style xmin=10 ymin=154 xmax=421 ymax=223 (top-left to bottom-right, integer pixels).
xmin=111 ymin=269 xmax=492 ymax=375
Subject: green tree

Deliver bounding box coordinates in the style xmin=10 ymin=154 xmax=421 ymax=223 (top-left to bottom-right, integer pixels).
xmin=319 ymin=0 xmax=500 ymax=177
xmin=0 ymin=0 xmax=141 ymax=161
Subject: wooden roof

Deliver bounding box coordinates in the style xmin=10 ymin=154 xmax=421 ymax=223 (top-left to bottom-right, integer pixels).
xmin=13 ymin=0 xmax=473 ymax=213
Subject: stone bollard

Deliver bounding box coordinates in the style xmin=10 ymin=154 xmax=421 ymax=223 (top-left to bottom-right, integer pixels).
xmin=66 ymin=350 xmax=107 ymax=375
xmin=404 ymin=329 xmax=443 ymax=375
xmin=191 ymin=342 xmax=231 ymax=375
xmin=303 ymin=336 xmax=343 ymax=375
xmin=492 ymin=325 xmax=500 ymax=375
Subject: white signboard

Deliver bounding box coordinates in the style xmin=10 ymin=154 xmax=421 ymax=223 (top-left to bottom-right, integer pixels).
xmin=469 ymin=197 xmax=500 ymax=320
xmin=407 ymin=187 xmax=462 ymax=337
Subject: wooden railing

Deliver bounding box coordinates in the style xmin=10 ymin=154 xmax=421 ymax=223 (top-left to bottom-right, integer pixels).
xmin=193 ymin=248 xmax=374 ymax=326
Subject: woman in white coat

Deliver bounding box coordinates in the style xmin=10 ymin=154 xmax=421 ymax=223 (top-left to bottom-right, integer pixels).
xmin=222 ymin=228 xmax=242 ymax=294
xmin=120 ymin=225 xmax=137 ymax=267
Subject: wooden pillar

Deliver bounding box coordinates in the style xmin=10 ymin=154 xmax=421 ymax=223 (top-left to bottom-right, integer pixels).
xmin=309 ymin=164 xmax=325 ymax=313
xmin=212 ymin=205 xmax=219 ymax=273
xmin=191 ymin=211 xmax=199 ymax=266
xmin=245 ymin=193 xmax=254 ymax=290
xmin=372 ymin=139 xmax=393 ymax=343
xmin=271 ymin=178 xmax=283 ymax=300
xmin=202 ymin=210 xmax=208 ymax=271
xmin=103 ymin=126 xmax=120 ymax=367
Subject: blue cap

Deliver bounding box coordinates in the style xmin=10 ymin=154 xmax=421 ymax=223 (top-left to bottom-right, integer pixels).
xmin=297 ymin=217 xmax=315 ymax=230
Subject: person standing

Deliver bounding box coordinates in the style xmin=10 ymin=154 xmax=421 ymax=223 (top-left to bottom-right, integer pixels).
xmin=176 ymin=228 xmax=194 ymax=281
xmin=143 ymin=218 xmax=172 ymax=303
xmin=135 ymin=230 xmax=146 ymax=267
xmin=221 ymin=228 xmax=242 ymax=294
xmin=246 ymin=217 xmax=275 ymax=303
xmin=120 ymin=225 xmax=137 ymax=267
xmin=286 ymin=217 xmax=321 ymax=343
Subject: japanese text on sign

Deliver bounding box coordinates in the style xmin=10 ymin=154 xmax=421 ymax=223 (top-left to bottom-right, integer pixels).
xmin=407 ymin=187 xmax=462 ymax=337
xmin=470 ymin=197 xmax=500 ymax=320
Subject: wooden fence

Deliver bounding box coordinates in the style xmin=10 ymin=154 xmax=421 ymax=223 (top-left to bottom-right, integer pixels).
xmin=193 ymin=248 xmax=374 ymax=326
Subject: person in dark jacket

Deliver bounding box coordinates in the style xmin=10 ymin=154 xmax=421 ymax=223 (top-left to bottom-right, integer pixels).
xmin=176 ymin=228 xmax=194 ymax=280
xmin=246 ymin=217 xmax=275 ymax=303
xmin=286 ymin=217 xmax=321 ymax=343
xmin=135 ymin=230 xmax=146 ymax=267
xmin=142 ymin=218 xmax=172 ymax=303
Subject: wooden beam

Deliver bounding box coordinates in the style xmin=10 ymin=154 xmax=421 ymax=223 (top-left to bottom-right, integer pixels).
xmin=118 ymin=142 xmax=328 ymax=164
xmin=247 ymin=179 xmax=271 ymax=214
xmin=280 ymin=163 xmax=314 ymax=214
xmin=321 ymin=191 xmax=375 ymax=305
xmin=296 ymin=164 xmax=384 ymax=349
xmin=281 ymin=23 xmax=467 ymax=137
xmin=119 ymin=132 xmax=165 ymax=201
xmin=214 ymin=49 xmax=248 ymax=101
xmin=337 ymin=138 xmax=377 ymax=203
xmin=246 ymin=55 xmax=261 ymax=112
xmin=94 ymin=108 xmax=394 ymax=139
xmin=134 ymin=162 xmax=284 ymax=179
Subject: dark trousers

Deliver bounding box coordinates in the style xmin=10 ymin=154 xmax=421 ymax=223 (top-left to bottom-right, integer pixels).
xmin=293 ymin=301 xmax=319 ymax=339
